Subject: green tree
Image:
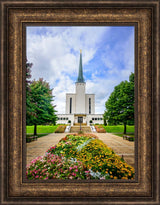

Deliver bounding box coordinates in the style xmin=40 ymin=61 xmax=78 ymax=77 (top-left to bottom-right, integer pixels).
xmin=103 ymin=114 xmax=107 ymax=126
xmin=28 ymin=78 xmax=57 ymax=135
xmin=26 ymin=60 xmax=33 ymax=125
xmin=104 ymin=73 xmax=134 ymax=134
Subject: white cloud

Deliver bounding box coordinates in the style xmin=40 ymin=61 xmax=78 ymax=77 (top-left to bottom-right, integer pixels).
xmin=27 ymin=26 xmax=134 ymax=114
xmin=86 ymin=76 xmax=120 ymax=113
xmin=101 ymin=31 xmax=134 ymax=79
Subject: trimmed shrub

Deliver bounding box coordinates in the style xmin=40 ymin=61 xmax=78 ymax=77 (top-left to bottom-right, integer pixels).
xmin=95 ymin=125 xmax=106 ymax=133
xmin=55 ymin=125 xmax=67 ymax=133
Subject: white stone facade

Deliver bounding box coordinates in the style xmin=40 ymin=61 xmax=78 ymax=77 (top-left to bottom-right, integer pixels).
xmin=65 ymin=83 xmax=95 ymax=115
xmin=57 ymin=114 xmax=103 ymax=126
xmin=57 ymin=51 xmax=103 ymax=126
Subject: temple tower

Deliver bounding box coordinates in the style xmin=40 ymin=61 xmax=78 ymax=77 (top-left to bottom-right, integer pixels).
xmin=75 ymin=50 xmax=86 ymax=114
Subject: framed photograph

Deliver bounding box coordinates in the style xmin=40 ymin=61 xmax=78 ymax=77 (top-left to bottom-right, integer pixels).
xmin=25 ymin=25 xmax=136 ymax=181
xmin=0 ymin=0 xmax=159 ymax=204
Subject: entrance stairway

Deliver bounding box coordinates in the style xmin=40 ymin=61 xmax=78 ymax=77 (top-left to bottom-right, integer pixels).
xmin=70 ymin=125 xmax=91 ymax=133
xmin=74 ymin=123 xmax=87 ymax=126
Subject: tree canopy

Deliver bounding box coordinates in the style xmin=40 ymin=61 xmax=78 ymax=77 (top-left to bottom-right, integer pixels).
xmin=26 ymin=61 xmax=57 ymax=135
xmin=104 ymin=73 xmax=134 ymax=134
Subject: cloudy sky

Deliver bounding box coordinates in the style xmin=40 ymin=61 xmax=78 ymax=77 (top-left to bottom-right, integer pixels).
xmin=27 ymin=26 xmax=134 ymax=114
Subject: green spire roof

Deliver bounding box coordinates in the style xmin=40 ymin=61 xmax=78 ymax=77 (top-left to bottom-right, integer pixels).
xmin=77 ymin=50 xmax=85 ymax=83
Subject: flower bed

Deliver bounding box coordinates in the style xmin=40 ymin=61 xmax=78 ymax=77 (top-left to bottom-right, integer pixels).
xmin=26 ymin=134 xmax=134 ymax=180
xmin=54 ymin=125 xmax=67 ymax=133
xmin=68 ymin=133 xmax=99 ymax=139
xmin=26 ymin=153 xmax=93 ymax=180
xmin=95 ymin=125 xmax=106 ymax=133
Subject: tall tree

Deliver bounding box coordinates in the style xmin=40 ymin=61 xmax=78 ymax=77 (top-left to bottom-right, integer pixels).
xmin=104 ymin=73 xmax=134 ymax=134
xmin=26 ymin=60 xmax=33 ymax=125
xmin=28 ymin=78 xmax=57 ymax=135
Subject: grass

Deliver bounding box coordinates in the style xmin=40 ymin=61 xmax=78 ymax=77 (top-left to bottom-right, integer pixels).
xmin=26 ymin=125 xmax=59 ymax=134
xmin=103 ymin=125 xmax=134 ymax=133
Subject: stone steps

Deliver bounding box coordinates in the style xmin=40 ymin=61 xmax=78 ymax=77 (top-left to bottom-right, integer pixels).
xmin=70 ymin=126 xmax=91 ymax=133
xmin=74 ymin=123 xmax=87 ymax=126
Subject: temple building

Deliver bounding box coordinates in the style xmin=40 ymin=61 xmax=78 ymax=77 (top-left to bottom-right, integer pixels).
xmin=57 ymin=50 xmax=103 ymax=125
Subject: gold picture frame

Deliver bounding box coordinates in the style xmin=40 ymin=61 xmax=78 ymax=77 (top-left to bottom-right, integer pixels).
xmin=0 ymin=0 xmax=159 ymax=204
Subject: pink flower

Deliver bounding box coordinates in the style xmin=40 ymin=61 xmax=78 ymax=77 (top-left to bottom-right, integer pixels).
xmin=45 ymin=177 xmax=48 ymax=180
xmin=75 ymin=169 xmax=78 ymax=172
xmin=69 ymin=167 xmax=72 ymax=170
xmin=35 ymin=175 xmax=39 ymax=178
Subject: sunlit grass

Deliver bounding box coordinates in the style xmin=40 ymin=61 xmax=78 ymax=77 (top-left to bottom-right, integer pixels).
xmin=103 ymin=125 xmax=134 ymax=134
xmin=26 ymin=125 xmax=58 ymax=134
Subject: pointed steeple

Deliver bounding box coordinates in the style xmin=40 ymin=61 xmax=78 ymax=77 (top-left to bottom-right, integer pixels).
xmin=77 ymin=50 xmax=85 ymax=83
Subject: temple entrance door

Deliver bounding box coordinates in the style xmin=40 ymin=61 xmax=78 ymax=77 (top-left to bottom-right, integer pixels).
xmin=78 ymin=117 xmax=83 ymax=123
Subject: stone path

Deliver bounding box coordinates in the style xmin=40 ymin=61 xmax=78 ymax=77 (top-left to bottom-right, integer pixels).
xmin=26 ymin=133 xmax=135 ymax=168
xmin=96 ymin=133 xmax=134 ymax=167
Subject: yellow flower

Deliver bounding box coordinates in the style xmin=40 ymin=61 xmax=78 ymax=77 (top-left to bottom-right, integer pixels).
xmin=121 ymin=177 xmax=128 ymax=179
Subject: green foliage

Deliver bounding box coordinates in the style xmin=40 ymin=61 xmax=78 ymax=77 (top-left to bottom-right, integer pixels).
xmin=26 ymin=62 xmax=57 ymax=135
xmin=104 ymin=73 xmax=134 ymax=133
xmin=26 ymin=60 xmax=33 ymax=125
xmin=103 ymin=115 xmax=107 ymax=126
xmin=28 ymin=79 xmax=57 ymax=125
xmin=26 ymin=79 xmax=57 ymax=135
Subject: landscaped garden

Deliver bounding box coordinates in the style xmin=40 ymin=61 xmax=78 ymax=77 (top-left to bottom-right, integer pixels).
xmin=26 ymin=134 xmax=135 ymax=180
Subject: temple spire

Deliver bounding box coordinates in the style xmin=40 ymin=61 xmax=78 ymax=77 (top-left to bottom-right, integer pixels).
xmin=77 ymin=50 xmax=85 ymax=83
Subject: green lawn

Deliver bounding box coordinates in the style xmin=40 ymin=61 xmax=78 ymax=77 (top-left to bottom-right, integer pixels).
xmin=103 ymin=125 xmax=134 ymax=134
xmin=26 ymin=125 xmax=58 ymax=134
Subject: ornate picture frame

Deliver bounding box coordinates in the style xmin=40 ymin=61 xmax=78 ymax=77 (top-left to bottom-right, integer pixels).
xmin=0 ymin=0 xmax=159 ymax=204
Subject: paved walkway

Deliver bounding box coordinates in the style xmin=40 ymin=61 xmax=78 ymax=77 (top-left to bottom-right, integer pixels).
xmin=26 ymin=133 xmax=134 ymax=167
